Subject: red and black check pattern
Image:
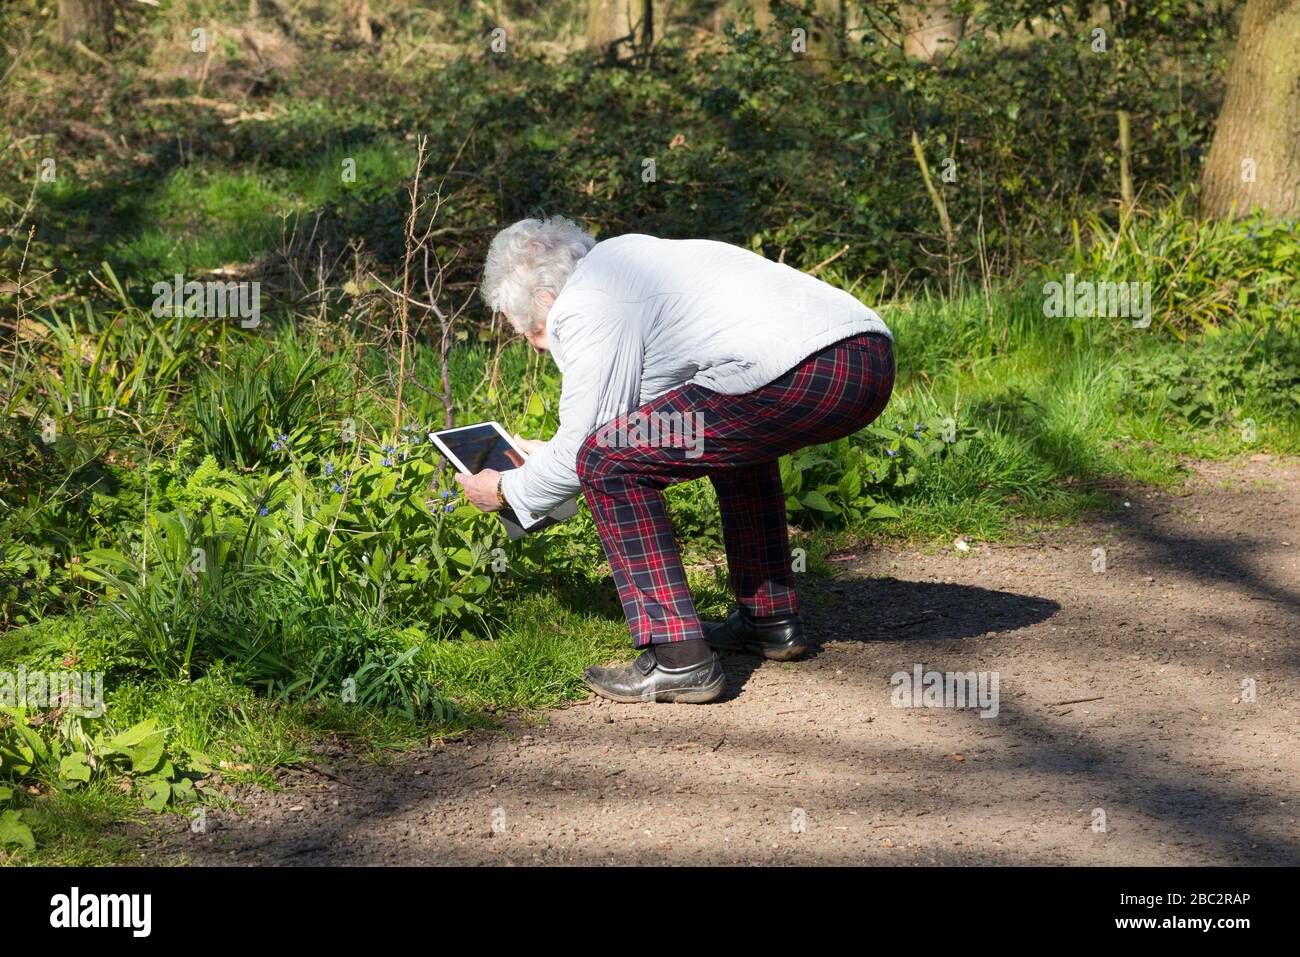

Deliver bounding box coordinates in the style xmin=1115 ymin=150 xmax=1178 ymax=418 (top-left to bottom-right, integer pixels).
xmin=576 ymin=332 xmax=896 ymax=647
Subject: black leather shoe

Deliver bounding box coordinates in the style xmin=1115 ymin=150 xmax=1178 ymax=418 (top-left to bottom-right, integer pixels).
xmin=584 ymin=648 xmax=726 ymax=704
xmin=703 ymin=607 xmax=808 ymax=660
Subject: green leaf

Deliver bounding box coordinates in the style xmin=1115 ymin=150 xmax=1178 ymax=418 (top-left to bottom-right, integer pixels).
xmin=170 ymin=777 xmax=196 ymax=804
xmin=109 ymin=719 xmax=165 ymax=774
xmin=125 ymin=737 xmax=165 ymax=774
xmin=838 ymin=468 xmax=862 ymax=501
xmin=108 ymin=717 xmax=159 ymax=750
xmin=205 ymin=487 xmax=251 ymax=511
xmin=779 ymin=455 xmax=802 ymax=494
xmin=0 ymin=739 xmax=34 ymax=777
xmin=59 ymin=752 xmax=92 ymax=784
xmin=140 ymin=776 xmax=171 ymax=812
xmin=866 ymin=503 xmax=902 ymax=519
xmin=802 ymin=490 xmax=836 ymax=513
xmin=8 ymin=715 xmax=49 ymax=764
xmin=0 ymin=810 xmax=34 ymax=852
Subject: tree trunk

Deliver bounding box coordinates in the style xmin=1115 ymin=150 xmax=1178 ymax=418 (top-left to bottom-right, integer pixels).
xmin=588 ymin=0 xmax=637 ymax=59
xmin=57 ymin=0 xmax=114 ymax=50
xmin=824 ymin=0 xmax=846 ymax=57
xmin=342 ymin=0 xmax=374 ymax=45
xmin=1200 ymin=0 xmax=1300 ymax=219
xmin=901 ymin=1 xmax=964 ymax=61
xmin=809 ymin=0 xmax=846 ymax=63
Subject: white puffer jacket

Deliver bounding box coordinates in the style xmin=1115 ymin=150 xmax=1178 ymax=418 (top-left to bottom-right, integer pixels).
xmin=499 ymin=234 xmax=892 ymax=519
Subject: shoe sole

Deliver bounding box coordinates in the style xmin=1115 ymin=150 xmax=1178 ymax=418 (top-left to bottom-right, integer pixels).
xmin=584 ymin=672 xmax=726 ymax=704
xmin=705 ymin=637 xmax=809 ymax=661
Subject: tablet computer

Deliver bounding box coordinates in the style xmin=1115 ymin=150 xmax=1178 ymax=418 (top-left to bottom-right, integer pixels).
xmin=428 ymin=421 xmax=579 ymax=540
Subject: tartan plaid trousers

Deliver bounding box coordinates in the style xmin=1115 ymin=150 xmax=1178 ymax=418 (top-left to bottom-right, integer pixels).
xmin=576 ymin=332 xmax=896 ymax=648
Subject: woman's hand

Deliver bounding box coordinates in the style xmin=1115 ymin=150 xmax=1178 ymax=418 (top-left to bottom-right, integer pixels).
xmin=512 ymin=434 xmax=547 ymax=455
xmin=454 ymin=437 xmax=544 ymax=511
xmin=454 ymin=469 xmax=502 ymax=512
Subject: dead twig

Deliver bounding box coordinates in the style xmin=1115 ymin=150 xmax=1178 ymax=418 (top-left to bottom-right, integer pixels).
xmin=809 ymin=244 xmax=850 ymax=275
xmin=1048 ymin=696 xmax=1105 ymax=708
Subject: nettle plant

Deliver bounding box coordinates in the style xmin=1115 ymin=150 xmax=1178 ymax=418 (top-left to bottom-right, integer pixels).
xmin=1 ymin=709 xmax=206 ymax=854
xmin=780 ymin=416 xmax=981 ymax=524
xmin=1117 ymin=325 xmax=1300 ymax=430
xmin=75 ymin=431 xmax=511 ymax=692
xmin=248 ymin=431 xmax=503 ymax=631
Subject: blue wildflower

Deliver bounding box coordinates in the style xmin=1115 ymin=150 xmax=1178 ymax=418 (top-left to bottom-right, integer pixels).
xmin=444 ymin=504 xmax=455 ymax=513
xmin=382 ymin=458 xmax=392 ymax=467
xmin=886 ymin=449 xmax=899 ymax=457
xmin=325 ymin=463 xmax=335 ymax=476
xmin=332 ymin=482 xmax=342 ymax=493
xmin=271 ymin=441 xmax=281 ymax=452
xmin=258 ymin=506 xmax=268 ymax=516
xmin=440 ymin=490 xmax=451 ymax=499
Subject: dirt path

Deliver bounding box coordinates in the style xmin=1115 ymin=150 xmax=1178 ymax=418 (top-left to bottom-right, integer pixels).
xmin=150 ymin=456 xmax=1300 ymax=865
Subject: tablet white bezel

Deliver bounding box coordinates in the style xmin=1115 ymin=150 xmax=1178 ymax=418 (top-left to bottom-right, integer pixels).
xmin=428 ymin=421 xmax=569 ymax=531
xmin=427 ymin=420 xmax=523 ymax=476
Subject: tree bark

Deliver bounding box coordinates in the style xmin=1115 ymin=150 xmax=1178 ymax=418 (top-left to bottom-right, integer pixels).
xmin=901 ymin=1 xmax=964 ymax=61
xmin=57 ymin=0 xmax=114 ymax=50
xmin=1200 ymin=0 xmax=1300 ymax=219
xmin=342 ymin=0 xmax=374 ymax=45
xmin=826 ymin=0 xmax=847 ymax=57
xmin=340 ymin=0 xmax=371 ymax=45
xmin=588 ymin=0 xmax=637 ymax=59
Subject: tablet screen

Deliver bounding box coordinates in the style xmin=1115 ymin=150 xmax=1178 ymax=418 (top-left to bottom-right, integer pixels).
xmin=434 ymin=424 xmax=525 ymax=473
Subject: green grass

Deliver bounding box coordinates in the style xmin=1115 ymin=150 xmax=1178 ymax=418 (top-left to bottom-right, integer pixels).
xmin=109 ymin=139 xmax=411 ymax=275
xmin=5 ymin=785 xmax=146 ymax=867
xmin=875 ymin=283 xmax=1299 ymax=543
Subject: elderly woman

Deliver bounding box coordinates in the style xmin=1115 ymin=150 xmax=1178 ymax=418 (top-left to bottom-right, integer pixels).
xmin=456 ymin=217 xmax=894 ymax=704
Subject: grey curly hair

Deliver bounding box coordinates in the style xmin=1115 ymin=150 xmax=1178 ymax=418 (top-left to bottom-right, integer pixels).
xmin=480 ymin=216 xmax=596 ymax=334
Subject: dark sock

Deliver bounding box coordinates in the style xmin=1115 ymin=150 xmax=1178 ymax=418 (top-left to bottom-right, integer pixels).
xmin=743 ymin=607 xmax=797 ymax=623
xmin=653 ymin=638 xmax=712 ymax=668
